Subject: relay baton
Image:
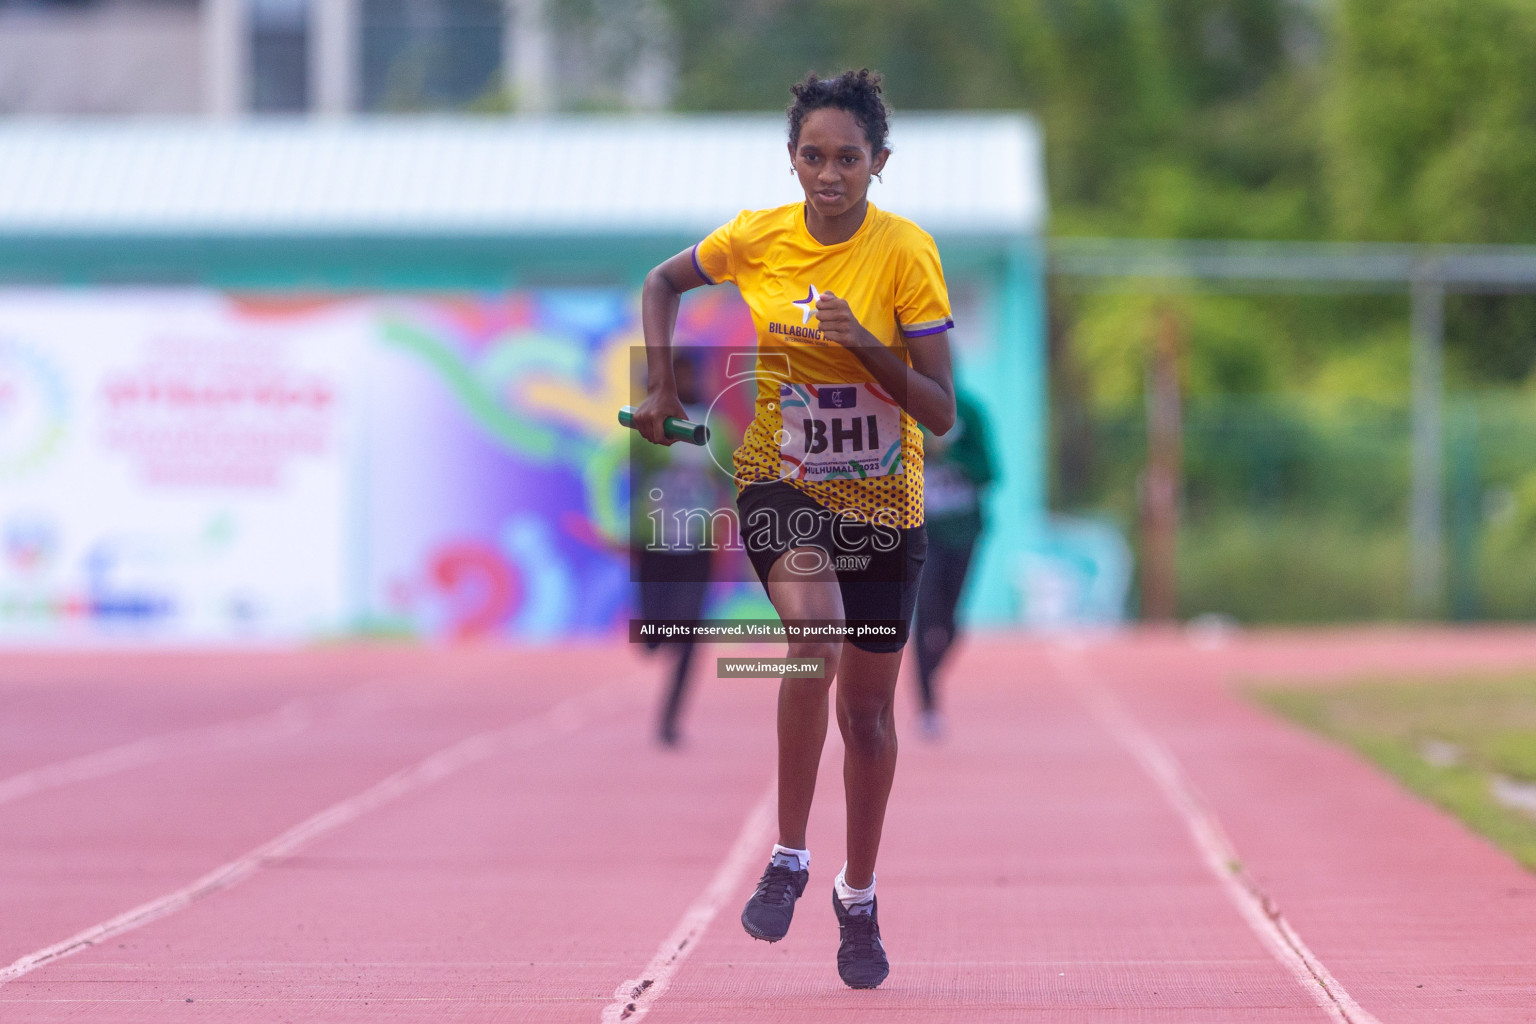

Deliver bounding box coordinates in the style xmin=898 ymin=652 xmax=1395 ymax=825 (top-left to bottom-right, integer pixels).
xmin=618 ymin=405 xmax=710 ymax=446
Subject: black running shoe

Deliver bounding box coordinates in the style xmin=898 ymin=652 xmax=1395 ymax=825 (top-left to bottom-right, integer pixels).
xmin=832 ymin=890 xmax=889 ymax=989
xmin=740 ymin=859 xmax=808 ymax=942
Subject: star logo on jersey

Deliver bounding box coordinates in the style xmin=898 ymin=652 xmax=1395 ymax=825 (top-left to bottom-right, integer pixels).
xmin=791 ymin=285 xmax=821 ymax=325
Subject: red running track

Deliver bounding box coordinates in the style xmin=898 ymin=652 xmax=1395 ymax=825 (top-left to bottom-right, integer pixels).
xmin=2 ymin=631 xmax=1536 ymax=1022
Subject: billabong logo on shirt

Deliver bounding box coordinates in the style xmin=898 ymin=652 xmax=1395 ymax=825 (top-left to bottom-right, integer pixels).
xmin=791 ymin=285 xmax=821 ymax=324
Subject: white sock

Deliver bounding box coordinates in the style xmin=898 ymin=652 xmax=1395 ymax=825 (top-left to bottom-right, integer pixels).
xmin=770 ymin=844 xmax=810 ymax=872
xmin=834 ymin=864 xmax=876 ymax=908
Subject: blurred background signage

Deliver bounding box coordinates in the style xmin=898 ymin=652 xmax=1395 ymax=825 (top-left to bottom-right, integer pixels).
xmin=0 ymin=111 xmax=1062 ymax=640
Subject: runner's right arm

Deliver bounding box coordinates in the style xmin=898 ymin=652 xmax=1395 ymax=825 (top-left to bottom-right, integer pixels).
xmin=634 ymin=249 xmax=709 ymax=446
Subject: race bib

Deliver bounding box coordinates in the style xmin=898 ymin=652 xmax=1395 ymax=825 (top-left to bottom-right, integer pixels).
xmin=777 ymin=382 xmax=904 ymax=481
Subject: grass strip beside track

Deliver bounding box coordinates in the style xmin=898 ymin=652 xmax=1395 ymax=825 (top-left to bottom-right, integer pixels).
xmin=1252 ymin=675 xmax=1536 ymax=872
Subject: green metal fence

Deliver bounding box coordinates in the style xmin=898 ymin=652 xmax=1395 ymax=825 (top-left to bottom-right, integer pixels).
xmin=1069 ymin=392 xmax=1536 ymax=623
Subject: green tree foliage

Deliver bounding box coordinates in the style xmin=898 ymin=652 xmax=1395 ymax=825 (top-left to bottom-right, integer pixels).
xmin=659 ymin=0 xmax=1327 ymax=238
xmin=1326 ymin=0 xmax=1536 ymax=243
xmin=632 ymin=0 xmax=1536 ymax=619
xmin=652 ymin=0 xmax=1536 ymax=251
xmin=1325 ymin=0 xmax=1536 ymax=386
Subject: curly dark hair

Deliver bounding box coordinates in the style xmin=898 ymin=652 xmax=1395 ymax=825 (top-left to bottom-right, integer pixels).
xmin=787 ymin=69 xmax=890 ymax=154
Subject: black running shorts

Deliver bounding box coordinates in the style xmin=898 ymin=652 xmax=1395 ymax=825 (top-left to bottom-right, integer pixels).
xmin=736 ymin=480 xmax=926 ymax=654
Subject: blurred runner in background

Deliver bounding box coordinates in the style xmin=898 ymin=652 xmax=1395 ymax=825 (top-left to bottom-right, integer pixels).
xmin=913 ymin=387 xmax=994 ymax=739
xmin=633 ymin=354 xmax=728 ymax=747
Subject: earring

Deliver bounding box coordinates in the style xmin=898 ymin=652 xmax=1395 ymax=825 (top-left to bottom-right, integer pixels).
xmin=789 ymin=166 xmax=796 ymax=175
xmin=875 ymin=172 xmax=883 ymax=183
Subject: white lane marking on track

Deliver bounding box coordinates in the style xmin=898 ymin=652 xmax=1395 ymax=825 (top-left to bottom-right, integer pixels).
xmin=0 ymin=679 xmax=632 ymax=988
xmin=1049 ymin=646 xmax=1384 ymax=1024
xmin=0 ymin=702 xmax=311 ymax=808
xmin=601 ymin=781 xmax=776 ymax=1023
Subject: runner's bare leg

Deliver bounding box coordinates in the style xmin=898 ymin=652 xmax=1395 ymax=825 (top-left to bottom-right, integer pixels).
xmin=836 ymin=643 xmax=902 ymax=888
xmin=765 ymin=550 xmax=843 ymax=850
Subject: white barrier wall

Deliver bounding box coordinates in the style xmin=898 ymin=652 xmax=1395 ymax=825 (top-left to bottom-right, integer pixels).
xmin=0 ymin=291 xmax=364 ymax=641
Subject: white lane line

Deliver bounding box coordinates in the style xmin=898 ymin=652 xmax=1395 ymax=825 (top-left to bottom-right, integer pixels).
xmin=0 ymin=702 xmax=311 ymax=808
xmin=601 ymin=781 xmax=776 ymax=1023
xmin=1050 ymin=646 xmax=1383 ymax=1024
xmin=0 ymin=679 xmax=630 ymax=988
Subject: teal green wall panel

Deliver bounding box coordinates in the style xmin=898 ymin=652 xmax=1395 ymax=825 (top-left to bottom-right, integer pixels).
xmin=958 ymin=241 xmax=1048 ymax=626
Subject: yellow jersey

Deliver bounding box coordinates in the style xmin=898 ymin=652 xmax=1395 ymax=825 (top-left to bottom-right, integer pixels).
xmin=693 ymin=201 xmax=953 ymax=528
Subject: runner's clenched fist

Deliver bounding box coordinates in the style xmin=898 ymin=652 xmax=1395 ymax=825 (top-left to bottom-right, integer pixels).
xmin=815 ymin=290 xmax=876 ymax=348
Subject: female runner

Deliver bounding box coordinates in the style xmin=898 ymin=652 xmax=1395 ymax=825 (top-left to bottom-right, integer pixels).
xmin=632 ymin=68 xmax=955 ymax=990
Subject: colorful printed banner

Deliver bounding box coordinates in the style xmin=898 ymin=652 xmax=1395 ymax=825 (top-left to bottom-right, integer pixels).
xmin=0 ymin=291 xmax=364 ymax=640
xmin=0 ymin=286 xmax=766 ymax=641
xmin=359 ymin=289 xmax=766 ymax=640
xmin=0 ymin=284 xmax=1096 ymax=641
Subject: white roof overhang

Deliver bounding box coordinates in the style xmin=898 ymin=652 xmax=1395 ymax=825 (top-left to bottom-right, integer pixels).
xmin=0 ymin=114 xmax=1045 ymax=239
